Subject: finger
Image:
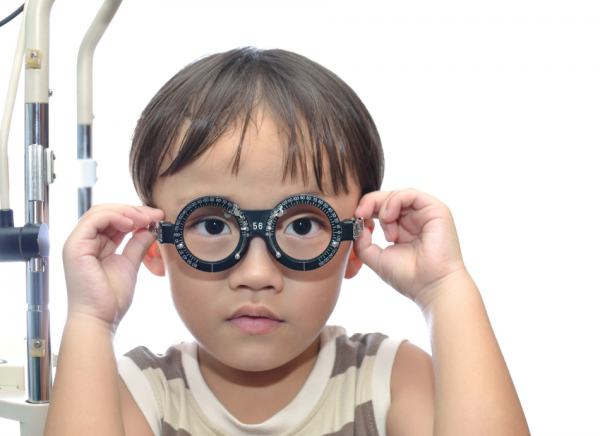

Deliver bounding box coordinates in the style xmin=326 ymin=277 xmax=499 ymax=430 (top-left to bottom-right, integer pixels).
xmin=356 ymin=188 xmax=438 ymax=220
xmin=355 ymin=190 xmax=404 ymax=242
xmin=354 ymin=191 xmax=392 ymax=220
xmin=132 ymin=205 xmax=165 ymax=222
xmin=121 ymin=228 xmax=157 ymax=271
xmin=69 ymin=211 xmax=151 ymax=261
xmin=356 ymin=189 xmax=441 ymax=242
xmin=109 ymin=230 xmax=129 ymax=249
xmin=84 ymin=207 xmax=162 ymax=258
xmin=378 ymin=191 xmax=402 ymax=242
xmin=352 ymin=223 xmax=384 ymax=272
xmin=103 ymin=226 xmax=120 ymax=239
xmin=82 ymin=204 xmax=163 ymax=230
xmin=82 ymin=203 xmax=163 ymax=217
xmin=364 ymin=218 xmax=375 ymax=233
xmin=385 ymin=191 xmax=448 ymax=242
xmin=76 ymin=210 xmax=138 ymax=239
xmin=82 ymin=206 xmax=158 ymax=236
xmin=354 ymin=219 xmax=374 ymax=252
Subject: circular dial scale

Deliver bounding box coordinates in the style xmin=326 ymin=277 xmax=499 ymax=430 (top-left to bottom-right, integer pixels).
xmin=269 ymin=195 xmax=342 ymax=268
xmin=171 ymin=195 xmax=344 ymax=272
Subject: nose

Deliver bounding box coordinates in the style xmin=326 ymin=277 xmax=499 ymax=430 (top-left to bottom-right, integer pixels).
xmin=228 ymin=236 xmax=284 ymax=292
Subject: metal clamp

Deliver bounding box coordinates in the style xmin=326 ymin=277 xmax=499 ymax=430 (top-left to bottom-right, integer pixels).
xmin=150 ymin=220 xmax=162 ymax=241
xmin=26 ymin=144 xmax=44 ymax=201
xmin=44 ymin=149 xmax=56 ymax=184
xmin=340 ymin=217 xmax=364 ymax=241
xmin=150 ymin=220 xmax=174 ymax=244
xmin=352 ymin=217 xmax=364 ymax=240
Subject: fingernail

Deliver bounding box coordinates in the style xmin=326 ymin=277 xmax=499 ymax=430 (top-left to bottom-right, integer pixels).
xmin=382 ymin=209 xmax=387 ymax=219
xmin=384 ymin=229 xmax=390 ymax=240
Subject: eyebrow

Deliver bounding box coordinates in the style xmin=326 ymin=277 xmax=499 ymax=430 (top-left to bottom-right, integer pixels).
xmin=174 ymin=189 xmax=330 ymax=210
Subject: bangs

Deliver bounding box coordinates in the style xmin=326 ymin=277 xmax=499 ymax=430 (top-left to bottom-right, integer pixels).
xmin=130 ymin=47 xmax=383 ymax=208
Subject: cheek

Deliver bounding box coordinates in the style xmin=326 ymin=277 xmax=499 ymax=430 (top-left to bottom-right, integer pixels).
xmin=165 ymin=253 xmax=345 ymax=316
xmin=161 ymin=245 xmax=230 ymax=331
xmin=285 ymin=247 xmax=349 ymax=327
xmin=169 ymin=277 xmax=221 ymax=335
xmin=292 ymin=287 xmax=339 ymax=329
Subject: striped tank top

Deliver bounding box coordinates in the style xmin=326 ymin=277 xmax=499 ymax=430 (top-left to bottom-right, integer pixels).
xmin=117 ymin=325 xmax=406 ymax=436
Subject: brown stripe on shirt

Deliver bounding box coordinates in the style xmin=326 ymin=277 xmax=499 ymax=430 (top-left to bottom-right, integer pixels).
xmin=322 ymin=401 xmax=379 ymax=436
xmin=125 ymin=344 xmax=190 ymax=390
xmin=330 ymin=333 xmax=387 ymax=378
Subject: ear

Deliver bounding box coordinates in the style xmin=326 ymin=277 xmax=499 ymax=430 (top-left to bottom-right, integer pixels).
xmin=344 ymin=246 xmax=363 ymax=279
xmin=142 ymin=241 xmax=166 ymax=277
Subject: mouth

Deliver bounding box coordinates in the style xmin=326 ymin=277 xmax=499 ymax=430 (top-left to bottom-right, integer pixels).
xmin=227 ymin=304 xmax=282 ymax=321
xmin=227 ymin=305 xmax=283 ymax=334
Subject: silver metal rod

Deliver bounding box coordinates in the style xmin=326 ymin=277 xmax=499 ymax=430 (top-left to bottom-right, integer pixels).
xmin=77 ymin=124 xmax=92 ymax=159
xmin=25 ymin=102 xmax=52 ymax=403
xmin=78 ymin=187 xmax=92 ymax=218
xmin=77 ymin=124 xmax=92 ymax=218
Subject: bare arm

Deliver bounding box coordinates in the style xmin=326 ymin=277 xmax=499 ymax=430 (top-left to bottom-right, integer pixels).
xmin=387 ymin=341 xmax=435 ymax=436
xmin=120 ymin=376 xmax=155 ymax=436
xmin=45 ymin=204 xmax=164 ymax=436
xmin=387 ymin=272 xmax=529 ymax=435
xmin=423 ymin=271 xmax=530 ymax=435
xmin=43 ymin=314 xmax=126 ymax=436
xmin=354 ymin=188 xmax=529 ymax=435
xmin=43 ymin=313 xmax=155 ymax=436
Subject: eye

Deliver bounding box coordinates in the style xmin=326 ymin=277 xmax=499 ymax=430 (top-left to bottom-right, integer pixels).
xmin=284 ymin=218 xmax=324 ymax=237
xmin=193 ymin=218 xmax=231 ymax=236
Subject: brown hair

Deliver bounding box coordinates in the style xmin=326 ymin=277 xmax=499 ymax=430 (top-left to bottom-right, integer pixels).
xmin=129 ymin=47 xmax=384 ymax=207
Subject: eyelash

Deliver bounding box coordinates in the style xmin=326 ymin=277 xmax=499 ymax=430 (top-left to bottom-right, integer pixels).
xmin=188 ymin=217 xmax=231 ymax=233
xmin=284 ymin=217 xmax=329 ymax=234
xmin=187 ymin=216 xmax=330 ymax=234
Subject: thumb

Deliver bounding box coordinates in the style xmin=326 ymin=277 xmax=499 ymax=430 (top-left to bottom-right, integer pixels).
xmin=121 ymin=228 xmax=156 ymax=271
xmin=353 ymin=220 xmax=383 ymax=271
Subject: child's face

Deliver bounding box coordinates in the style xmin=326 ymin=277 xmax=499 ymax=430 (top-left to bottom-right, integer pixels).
xmin=148 ymin=115 xmax=361 ymax=372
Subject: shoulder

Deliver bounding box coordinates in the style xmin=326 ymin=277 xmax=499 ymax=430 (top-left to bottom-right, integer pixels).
xmin=117 ymin=341 xmax=194 ymax=436
xmin=123 ymin=342 xmax=187 ymax=373
xmin=387 ymin=341 xmax=435 ymax=436
xmin=120 ymin=374 xmax=156 ymax=436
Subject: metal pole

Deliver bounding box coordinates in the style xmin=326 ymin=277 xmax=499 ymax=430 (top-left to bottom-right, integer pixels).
xmin=77 ymin=125 xmax=92 ymax=218
xmin=77 ymin=0 xmax=123 ymax=219
xmin=24 ymin=103 xmax=51 ymax=403
xmin=0 ymin=1 xmax=53 ymax=432
xmin=24 ymin=0 xmax=55 ymax=404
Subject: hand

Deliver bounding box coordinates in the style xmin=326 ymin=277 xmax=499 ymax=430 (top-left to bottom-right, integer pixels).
xmin=353 ymin=188 xmax=468 ymax=310
xmin=62 ymin=204 xmax=164 ymax=331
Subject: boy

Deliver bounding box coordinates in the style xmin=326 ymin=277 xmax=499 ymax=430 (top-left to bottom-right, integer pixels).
xmin=44 ymin=48 xmax=529 ymax=435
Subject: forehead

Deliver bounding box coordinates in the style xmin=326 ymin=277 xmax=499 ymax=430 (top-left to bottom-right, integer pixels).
xmin=153 ymin=117 xmax=355 ymax=214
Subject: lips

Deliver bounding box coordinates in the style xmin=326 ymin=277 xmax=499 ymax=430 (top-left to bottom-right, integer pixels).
xmin=227 ymin=304 xmax=282 ymax=321
xmin=227 ymin=304 xmax=283 ymax=334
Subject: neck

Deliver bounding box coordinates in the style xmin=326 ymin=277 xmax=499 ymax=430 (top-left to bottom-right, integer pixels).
xmin=196 ymin=336 xmax=321 ymax=424
xmin=198 ymin=336 xmax=320 ymax=387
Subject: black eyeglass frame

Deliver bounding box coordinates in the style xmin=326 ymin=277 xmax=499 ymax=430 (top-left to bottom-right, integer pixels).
xmin=149 ymin=194 xmax=364 ymax=272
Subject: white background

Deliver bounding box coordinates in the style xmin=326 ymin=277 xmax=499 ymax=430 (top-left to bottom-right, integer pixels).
xmin=1 ymin=0 xmax=599 ymax=434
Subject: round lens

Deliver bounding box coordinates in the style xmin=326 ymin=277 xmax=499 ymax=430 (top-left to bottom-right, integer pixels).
xmin=183 ymin=205 xmax=240 ymax=262
xmin=274 ymin=204 xmax=332 ymax=260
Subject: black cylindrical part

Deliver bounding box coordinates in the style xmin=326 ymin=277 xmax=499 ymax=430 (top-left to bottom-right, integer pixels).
xmin=0 ymin=222 xmax=49 ymax=262
xmin=0 ymin=209 xmax=14 ymax=227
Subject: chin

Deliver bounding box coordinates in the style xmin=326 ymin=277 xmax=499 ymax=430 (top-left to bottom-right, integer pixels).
xmin=229 ymin=359 xmax=282 ymax=373
xmin=218 ymin=342 xmax=294 ymax=372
